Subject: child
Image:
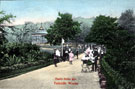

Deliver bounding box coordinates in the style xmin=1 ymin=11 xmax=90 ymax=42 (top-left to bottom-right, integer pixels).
xmin=69 ymin=51 xmax=74 ymax=64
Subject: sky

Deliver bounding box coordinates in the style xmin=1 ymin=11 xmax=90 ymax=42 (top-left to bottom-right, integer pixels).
xmin=0 ymin=0 xmax=135 ymax=25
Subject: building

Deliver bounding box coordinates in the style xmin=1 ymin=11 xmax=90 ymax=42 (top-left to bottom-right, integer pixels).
xmin=32 ymin=23 xmax=47 ymax=44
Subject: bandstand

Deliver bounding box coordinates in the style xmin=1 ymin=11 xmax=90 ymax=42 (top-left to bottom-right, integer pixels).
xmin=32 ymin=24 xmax=47 ymax=44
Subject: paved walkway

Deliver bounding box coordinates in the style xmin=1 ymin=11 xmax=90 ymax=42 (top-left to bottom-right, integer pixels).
xmin=0 ymin=54 xmax=101 ymax=89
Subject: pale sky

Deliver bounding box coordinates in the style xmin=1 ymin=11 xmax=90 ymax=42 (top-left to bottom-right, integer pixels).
xmin=0 ymin=0 xmax=135 ymax=25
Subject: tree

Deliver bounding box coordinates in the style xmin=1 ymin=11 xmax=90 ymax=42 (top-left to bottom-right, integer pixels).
xmin=117 ymin=10 xmax=135 ymax=82
xmin=46 ymin=12 xmax=81 ymax=45
xmin=86 ymin=15 xmax=135 ymax=85
xmin=73 ymin=23 xmax=91 ymax=43
xmin=0 ymin=11 xmax=15 ymax=44
xmin=118 ymin=9 xmax=135 ymax=33
xmin=85 ymin=15 xmax=117 ymax=46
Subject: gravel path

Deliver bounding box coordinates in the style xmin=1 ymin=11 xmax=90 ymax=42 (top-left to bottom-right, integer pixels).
xmin=0 ymin=54 xmax=101 ymax=89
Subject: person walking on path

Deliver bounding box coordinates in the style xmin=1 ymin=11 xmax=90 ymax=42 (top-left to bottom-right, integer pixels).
xmin=56 ymin=49 xmax=60 ymax=57
xmin=63 ymin=48 xmax=69 ymax=61
xmin=76 ymin=47 xmax=79 ymax=59
xmin=65 ymin=50 xmax=69 ymax=61
xmin=85 ymin=47 xmax=90 ymax=55
xmin=63 ymin=49 xmax=66 ymax=62
xmin=69 ymin=51 xmax=74 ymax=64
xmin=53 ymin=54 xmax=58 ymax=67
xmin=53 ymin=49 xmax=58 ymax=67
xmin=68 ymin=48 xmax=71 ymax=53
xmin=93 ymin=48 xmax=99 ymax=71
xmin=90 ymin=52 xmax=95 ymax=71
xmin=56 ymin=49 xmax=60 ymax=61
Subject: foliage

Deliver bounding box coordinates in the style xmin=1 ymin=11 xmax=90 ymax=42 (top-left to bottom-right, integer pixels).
xmin=86 ymin=14 xmax=135 ymax=88
xmin=85 ymin=15 xmax=117 ymax=45
xmin=0 ymin=11 xmax=15 ymax=44
xmin=0 ymin=11 xmax=15 ymax=24
xmin=0 ymin=43 xmax=52 ymax=67
xmin=101 ymin=57 xmax=135 ymax=89
xmin=46 ymin=12 xmax=81 ymax=45
xmin=73 ymin=17 xmax=94 ymax=43
xmin=118 ymin=9 xmax=135 ymax=33
xmin=6 ymin=55 xmax=22 ymax=66
xmin=102 ymin=29 xmax=135 ymax=88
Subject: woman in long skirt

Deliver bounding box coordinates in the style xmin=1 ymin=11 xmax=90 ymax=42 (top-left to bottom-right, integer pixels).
xmin=69 ymin=51 xmax=74 ymax=64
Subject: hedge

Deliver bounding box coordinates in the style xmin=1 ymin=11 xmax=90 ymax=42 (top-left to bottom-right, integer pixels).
xmin=101 ymin=58 xmax=135 ymax=89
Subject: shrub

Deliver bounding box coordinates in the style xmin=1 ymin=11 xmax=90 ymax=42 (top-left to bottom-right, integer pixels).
xmin=0 ymin=43 xmax=52 ymax=67
xmin=101 ymin=57 xmax=135 ymax=89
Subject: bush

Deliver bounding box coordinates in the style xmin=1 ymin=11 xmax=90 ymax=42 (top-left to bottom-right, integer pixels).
xmin=0 ymin=43 xmax=52 ymax=67
xmin=101 ymin=56 xmax=135 ymax=89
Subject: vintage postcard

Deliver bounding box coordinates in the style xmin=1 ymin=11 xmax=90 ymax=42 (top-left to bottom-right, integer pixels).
xmin=0 ymin=0 xmax=135 ymax=89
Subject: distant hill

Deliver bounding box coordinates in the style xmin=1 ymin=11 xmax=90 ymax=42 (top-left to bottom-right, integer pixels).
xmin=4 ymin=17 xmax=95 ymax=43
xmin=15 ymin=21 xmax=53 ymax=31
xmin=73 ymin=17 xmax=95 ymax=27
xmin=14 ymin=17 xmax=94 ymax=30
xmin=73 ymin=17 xmax=95 ymax=42
xmin=11 ymin=17 xmax=94 ymax=32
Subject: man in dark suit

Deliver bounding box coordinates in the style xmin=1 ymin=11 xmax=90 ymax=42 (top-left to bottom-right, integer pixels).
xmin=76 ymin=47 xmax=79 ymax=59
xmin=93 ymin=48 xmax=99 ymax=71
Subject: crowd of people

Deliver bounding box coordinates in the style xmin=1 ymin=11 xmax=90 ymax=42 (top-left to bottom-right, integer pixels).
xmin=81 ymin=45 xmax=106 ymax=72
xmin=53 ymin=47 xmax=76 ymax=67
xmin=53 ymin=44 xmax=106 ymax=73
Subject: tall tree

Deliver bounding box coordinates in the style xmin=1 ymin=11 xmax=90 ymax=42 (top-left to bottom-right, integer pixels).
xmin=0 ymin=11 xmax=15 ymax=44
xmin=46 ymin=12 xmax=81 ymax=45
xmin=85 ymin=15 xmax=117 ymax=46
xmin=86 ymin=15 xmax=135 ymax=85
xmin=118 ymin=9 xmax=135 ymax=33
